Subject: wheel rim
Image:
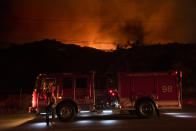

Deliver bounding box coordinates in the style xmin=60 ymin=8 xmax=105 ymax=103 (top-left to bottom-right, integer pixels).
xmin=60 ymin=106 xmax=71 ymax=118
xmin=138 ymin=102 xmax=155 ymax=117
xmin=141 ymin=104 xmax=153 ymax=114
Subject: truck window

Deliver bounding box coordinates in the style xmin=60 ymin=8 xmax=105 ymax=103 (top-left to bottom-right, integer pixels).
xmin=95 ymin=76 xmax=107 ymax=89
xmin=41 ymin=78 xmax=56 ymax=91
xmin=46 ymin=79 xmax=56 ymax=86
xmin=63 ymin=78 xmax=72 ymax=89
xmin=76 ymin=78 xmax=88 ymax=88
xmin=35 ymin=78 xmax=40 ymax=90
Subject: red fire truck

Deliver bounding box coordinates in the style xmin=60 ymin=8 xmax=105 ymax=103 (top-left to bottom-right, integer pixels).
xmin=29 ymin=71 xmax=182 ymax=121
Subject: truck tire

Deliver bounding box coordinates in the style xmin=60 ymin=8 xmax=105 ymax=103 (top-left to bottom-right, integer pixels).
xmin=136 ymin=100 xmax=157 ymax=118
xmin=56 ymin=102 xmax=76 ymax=121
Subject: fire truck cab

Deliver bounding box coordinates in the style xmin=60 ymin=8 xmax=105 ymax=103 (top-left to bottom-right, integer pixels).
xmin=30 ymin=73 xmax=95 ymax=121
xmin=29 ymin=71 xmax=182 ymax=121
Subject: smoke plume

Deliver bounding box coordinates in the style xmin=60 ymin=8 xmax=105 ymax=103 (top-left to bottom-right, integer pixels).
xmin=0 ymin=0 xmax=196 ymax=49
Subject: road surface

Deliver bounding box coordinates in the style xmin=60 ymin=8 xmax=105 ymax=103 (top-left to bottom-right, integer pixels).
xmin=2 ymin=106 xmax=196 ymax=131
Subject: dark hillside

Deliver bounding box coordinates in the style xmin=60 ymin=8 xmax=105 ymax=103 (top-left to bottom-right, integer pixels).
xmin=0 ymin=40 xmax=196 ymax=99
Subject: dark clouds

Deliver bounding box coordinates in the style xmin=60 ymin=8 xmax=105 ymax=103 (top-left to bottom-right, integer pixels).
xmin=0 ymin=0 xmax=196 ymax=49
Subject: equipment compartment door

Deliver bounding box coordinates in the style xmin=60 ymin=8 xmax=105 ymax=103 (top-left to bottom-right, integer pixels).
xmin=61 ymin=77 xmax=74 ymax=99
xmin=75 ymin=76 xmax=92 ymax=105
xmin=157 ymin=76 xmax=178 ymax=107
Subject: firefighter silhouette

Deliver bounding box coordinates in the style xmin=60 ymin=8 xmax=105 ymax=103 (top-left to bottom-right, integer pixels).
xmin=46 ymin=82 xmax=56 ymax=125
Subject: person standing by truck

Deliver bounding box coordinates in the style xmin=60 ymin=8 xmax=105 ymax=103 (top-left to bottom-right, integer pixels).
xmin=46 ymin=82 xmax=56 ymax=125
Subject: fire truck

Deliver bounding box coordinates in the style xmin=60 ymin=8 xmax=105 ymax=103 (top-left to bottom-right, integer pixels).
xmin=29 ymin=71 xmax=182 ymax=121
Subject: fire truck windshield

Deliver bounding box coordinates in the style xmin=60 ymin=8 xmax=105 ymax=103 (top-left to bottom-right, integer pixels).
xmin=41 ymin=78 xmax=56 ymax=92
xmin=34 ymin=77 xmax=41 ymax=90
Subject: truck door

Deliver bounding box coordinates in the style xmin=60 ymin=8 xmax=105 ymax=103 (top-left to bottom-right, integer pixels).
xmin=38 ymin=78 xmax=56 ymax=113
xmin=157 ymin=76 xmax=179 ymax=108
xmin=75 ymin=76 xmax=92 ymax=106
xmin=61 ymin=77 xmax=74 ymax=99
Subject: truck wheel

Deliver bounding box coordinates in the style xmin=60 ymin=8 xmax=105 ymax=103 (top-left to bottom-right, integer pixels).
xmin=57 ymin=103 xmax=76 ymax=121
xmin=136 ymin=100 xmax=157 ymax=118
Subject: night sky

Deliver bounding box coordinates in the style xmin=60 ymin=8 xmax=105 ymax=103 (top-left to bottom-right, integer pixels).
xmin=0 ymin=0 xmax=196 ymax=50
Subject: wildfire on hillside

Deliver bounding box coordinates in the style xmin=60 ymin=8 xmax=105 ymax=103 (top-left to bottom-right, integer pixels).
xmin=0 ymin=0 xmax=196 ymax=50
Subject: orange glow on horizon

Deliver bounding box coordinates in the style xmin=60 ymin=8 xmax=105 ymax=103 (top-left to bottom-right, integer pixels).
xmin=68 ymin=42 xmax=116 ymax=50
xmin=86 ymin=43 xmax=116 ymax=50
xmin=2 ymin=0 xmax=196 ymax=48
xmin=60 ymin=37 xmax=117 ymax=50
